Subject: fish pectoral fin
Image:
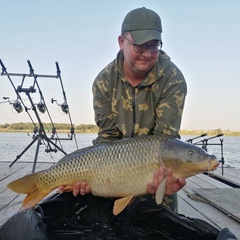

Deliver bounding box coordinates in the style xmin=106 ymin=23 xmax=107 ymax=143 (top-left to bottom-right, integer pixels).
xmin=155 ymin=176 xmax=167 ymax=204
xmin=113 ymin=195 xmax=134 ymax=215
xmin=57 ymin=185 xmax=74 ymax=193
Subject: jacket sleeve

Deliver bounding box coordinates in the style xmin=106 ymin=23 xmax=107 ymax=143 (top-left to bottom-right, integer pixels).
xmin=92 ymin=74 xmax=123 ymax=145
xmin=153 ymin=67 xmax=187 ymax=139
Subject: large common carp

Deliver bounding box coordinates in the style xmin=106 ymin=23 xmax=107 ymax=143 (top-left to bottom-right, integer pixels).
xmin=7 ymin=135 xmax=219 ymax=215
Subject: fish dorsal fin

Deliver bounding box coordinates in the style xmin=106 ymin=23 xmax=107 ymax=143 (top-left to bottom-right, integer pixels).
xmin=155 ymin=176 xmax=167 ymax=204
xmin=113 ymin=195 xmax=134 ymax=215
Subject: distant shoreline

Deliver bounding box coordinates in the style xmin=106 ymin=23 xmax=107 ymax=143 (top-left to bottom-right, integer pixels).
xmin=180 ymin=130 xmax=240 ymax=136
xmin=0 ymin=131 xmax=239 ymax=136
xmin=0 ymin=124 xmax=239 ymax=136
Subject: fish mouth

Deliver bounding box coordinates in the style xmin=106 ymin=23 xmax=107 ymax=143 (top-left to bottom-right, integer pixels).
xmin=208 ymin=157 xmax=220 ymax=172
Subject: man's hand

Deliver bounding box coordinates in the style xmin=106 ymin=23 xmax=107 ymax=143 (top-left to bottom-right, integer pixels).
xmin=72 ymin=182 xmax=91 ymax=196
xmin=147 ymin=167 xmax=186 ymax=195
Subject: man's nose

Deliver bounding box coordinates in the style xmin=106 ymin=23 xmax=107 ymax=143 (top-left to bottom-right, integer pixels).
xmin=142 ymin=47 xmax=152 ymax=57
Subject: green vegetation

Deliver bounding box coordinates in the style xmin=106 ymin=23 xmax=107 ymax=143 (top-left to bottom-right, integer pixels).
xmin=0 ymin=123 xmax=239 ymax=136
xmin=180 ymin=129 xmax=240 ymax=136
xmin=0 ymin=122 xmax=99 ymax=133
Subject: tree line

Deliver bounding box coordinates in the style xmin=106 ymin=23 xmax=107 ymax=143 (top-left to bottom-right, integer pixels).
xmin=0 ymin=123 xmax=239 ymax=135
xmin=0 ymin=122 xmax=99 ymax=133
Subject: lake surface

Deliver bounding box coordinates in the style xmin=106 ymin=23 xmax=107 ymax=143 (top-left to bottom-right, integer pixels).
xmin=0 ymin=132 xmax=239 ymax=169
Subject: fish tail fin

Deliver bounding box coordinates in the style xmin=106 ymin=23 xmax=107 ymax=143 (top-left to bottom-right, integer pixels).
xmin=20 ymin=189 xmax=48 ymax=210
xmin=7 ymin=173 xmax=49 ymax=210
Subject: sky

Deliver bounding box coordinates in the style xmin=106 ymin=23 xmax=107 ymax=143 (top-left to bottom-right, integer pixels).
xmin=0 ymin=0 xmax=240 ymax=131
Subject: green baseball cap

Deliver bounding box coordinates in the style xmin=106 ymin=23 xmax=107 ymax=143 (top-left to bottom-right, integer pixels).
xmin=121 ymin=7 xmax=162 ymax=45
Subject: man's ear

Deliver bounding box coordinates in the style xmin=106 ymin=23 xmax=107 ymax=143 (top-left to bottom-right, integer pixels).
xmin=118 ymin=35 xmax=124 ymax=50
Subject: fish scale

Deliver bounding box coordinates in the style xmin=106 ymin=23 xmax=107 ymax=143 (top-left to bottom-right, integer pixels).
xmin=7 ymin=134 xmax=219 ymax=215
xmin=37 ymin=135 xmax=160 ymax=196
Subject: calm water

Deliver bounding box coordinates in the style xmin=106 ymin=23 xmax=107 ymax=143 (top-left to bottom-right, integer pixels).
xmin=0 ymin=132 xmax=97 ymax=164
xmin=0 ymin=132 xmax=239 ymax=169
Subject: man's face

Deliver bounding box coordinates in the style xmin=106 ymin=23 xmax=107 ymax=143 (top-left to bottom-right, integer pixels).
xmin=119 ymin=32 xmax=160 ymax=76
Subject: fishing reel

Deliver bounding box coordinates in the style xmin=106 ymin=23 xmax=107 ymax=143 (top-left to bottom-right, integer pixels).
xmin=13 ymin=100 xmax=23 ymax=113
xmin=37 ymin=100 xmax=46 ymax=114
xmin=3 ymin=97 xmax=23 ymax=113
xmin=51 ymin=98 xmax=69 ymax=114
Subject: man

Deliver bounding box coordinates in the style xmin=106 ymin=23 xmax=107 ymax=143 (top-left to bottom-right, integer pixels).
xmin=62 ymin=7 xmax=187 ymax=211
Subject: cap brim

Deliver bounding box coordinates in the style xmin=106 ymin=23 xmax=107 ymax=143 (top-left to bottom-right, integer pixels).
xmin=130 ymin=29 xmax=162 ymax=45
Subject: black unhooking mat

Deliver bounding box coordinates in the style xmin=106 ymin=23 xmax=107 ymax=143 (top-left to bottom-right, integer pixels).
xmin=0 ymin=192 xmax=238 ymax=240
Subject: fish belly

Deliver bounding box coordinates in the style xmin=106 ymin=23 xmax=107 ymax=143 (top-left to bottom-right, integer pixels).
xmin=39 ymin=135 xmax=163 ymax=197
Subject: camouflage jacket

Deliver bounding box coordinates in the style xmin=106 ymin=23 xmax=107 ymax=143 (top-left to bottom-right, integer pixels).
xmin=92 ymin=50 xmax=187 ymax=145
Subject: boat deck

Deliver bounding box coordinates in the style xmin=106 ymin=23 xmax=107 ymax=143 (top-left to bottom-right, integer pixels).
xmin=0 ymin=161 xmax=240 ymax=238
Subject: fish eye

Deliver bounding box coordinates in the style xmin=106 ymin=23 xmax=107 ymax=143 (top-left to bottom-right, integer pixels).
xmin=188 ymin=150 xmax=194 ymax=156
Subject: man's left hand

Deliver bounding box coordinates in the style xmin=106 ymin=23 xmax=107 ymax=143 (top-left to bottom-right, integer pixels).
xmin=147 ymin=167 xmax=186 ymax=195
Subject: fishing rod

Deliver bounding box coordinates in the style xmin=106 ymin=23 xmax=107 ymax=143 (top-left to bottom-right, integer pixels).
xmin=9 ymin=61 xmax=67 ymax=172
xmin=0 ymin=59 xmax=36 ymax=123
xmin=52 ymin=61 xmax=78 ymax=149
xmin=28 ymin=60 xmax=65 ymax=152
xmin=28 ymin=60 xmax=77 ymax=149
xmin=0 ymin=59 xmax=78 ymax=172
xmin=193 ymin=133 xmax=223 ymax=143
xmin=185 ymin=133 xmax=207 ymax=144
xmin=193 ymin=133 xmax=224 ymax=146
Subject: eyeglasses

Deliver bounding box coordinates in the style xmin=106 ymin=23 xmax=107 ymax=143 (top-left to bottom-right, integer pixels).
xmin=123 ymin=36 xmax=161 ymax=54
